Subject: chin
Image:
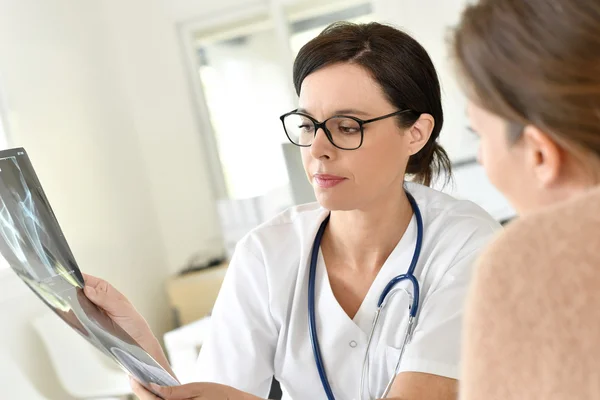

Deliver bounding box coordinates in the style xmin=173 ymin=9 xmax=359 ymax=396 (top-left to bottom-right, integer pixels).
xmin=314 ymin=191 xmax=357 ymax=211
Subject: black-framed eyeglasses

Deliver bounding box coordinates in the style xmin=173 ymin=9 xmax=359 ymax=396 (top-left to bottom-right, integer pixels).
xmin=279 ymin=109 xmax=415 ymax=150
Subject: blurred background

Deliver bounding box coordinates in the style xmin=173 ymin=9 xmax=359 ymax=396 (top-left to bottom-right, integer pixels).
xmin=0 ymin=0 xmax=514 ymax=398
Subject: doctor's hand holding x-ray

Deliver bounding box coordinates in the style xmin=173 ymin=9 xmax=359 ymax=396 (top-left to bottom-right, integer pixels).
xmin=85 ymin=21 xmax=501 ymax=400
xmin=84 ymin=274 xmax=253 ymax=400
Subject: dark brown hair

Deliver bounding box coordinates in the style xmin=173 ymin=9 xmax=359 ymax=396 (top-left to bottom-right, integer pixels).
xmin=453 ymin=0 xmax=600 ymax=155
xmin=293 ymin=22 xmax=451 ymax=187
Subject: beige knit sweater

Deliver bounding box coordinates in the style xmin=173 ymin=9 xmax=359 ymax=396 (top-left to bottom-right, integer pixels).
xmin=460 ymin=186 xmax=600 ymax=400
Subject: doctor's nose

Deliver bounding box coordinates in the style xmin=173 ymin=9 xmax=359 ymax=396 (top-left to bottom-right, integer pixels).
xmin=310 ymin=128 xmax=334 ymax=160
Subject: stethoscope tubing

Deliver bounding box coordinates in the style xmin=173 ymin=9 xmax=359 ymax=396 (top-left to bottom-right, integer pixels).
xmin=308 ymin=191 xmax=424 ymax=400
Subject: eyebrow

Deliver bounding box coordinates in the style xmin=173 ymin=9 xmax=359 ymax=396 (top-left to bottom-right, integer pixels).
xmin=296 ymin=108 xmax=372 ymax=118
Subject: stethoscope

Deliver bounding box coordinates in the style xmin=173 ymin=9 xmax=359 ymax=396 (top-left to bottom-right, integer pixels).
xmin=308 ymin=191 xmax=424 ymax=400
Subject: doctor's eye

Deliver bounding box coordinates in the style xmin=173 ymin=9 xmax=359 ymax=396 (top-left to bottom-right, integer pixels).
xmin=329 ymin=118 xmax=361 ymax=135
xmin=297 ymin=120 xmax=315 ymax=132
xmin=339 ymin=125 xmax=360 ymax=134
xmin=298 ymin=123 xmax=313 ymax=130
xmin=297 ymin=125 xmax=315 ymax=135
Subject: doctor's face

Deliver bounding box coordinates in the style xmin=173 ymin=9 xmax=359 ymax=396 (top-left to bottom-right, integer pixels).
xmin=298 ymin=63 xmax=413 ymax=211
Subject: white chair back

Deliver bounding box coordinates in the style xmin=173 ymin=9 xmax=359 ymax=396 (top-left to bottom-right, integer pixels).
xmin=32 ymin=311 xmax=132 ymax=399
xmin=0 ymin=350 xmax=49 ymax=400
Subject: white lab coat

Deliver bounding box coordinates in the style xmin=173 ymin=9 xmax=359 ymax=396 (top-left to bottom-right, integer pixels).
xmin=196 ymin=183 xmax=501 ymax=400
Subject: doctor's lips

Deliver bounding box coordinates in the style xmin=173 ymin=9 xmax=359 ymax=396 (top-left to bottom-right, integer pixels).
xmin=313 ymin=174 xmax=346 ymax=188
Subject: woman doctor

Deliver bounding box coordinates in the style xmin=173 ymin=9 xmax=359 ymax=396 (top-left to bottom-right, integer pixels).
xmin=84 ymin=22 xmax=500 ymax=400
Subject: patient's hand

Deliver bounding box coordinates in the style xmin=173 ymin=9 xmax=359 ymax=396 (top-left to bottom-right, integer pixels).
xmin=83 ymin=273 xmax=155 ymax=346
xmin=131 ymin=378 xmax=265 ymax=400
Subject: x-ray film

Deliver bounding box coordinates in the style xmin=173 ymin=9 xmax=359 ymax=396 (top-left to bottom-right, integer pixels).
xmin=0 ymin=148 xmax=179 ymax=397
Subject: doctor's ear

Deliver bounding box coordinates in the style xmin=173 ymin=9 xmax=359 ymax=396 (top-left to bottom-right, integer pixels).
xmin=407 ymin=113 xmax=434 ymax=155
xmin=521 ymin=125 xmax=562 ymax=187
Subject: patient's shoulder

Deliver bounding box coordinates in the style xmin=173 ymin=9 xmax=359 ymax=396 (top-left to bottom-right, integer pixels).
xmin=477 ymin=188 xmax=600 ymax=284
xmin=463 ymin=190 xmax=600 ymax=399
xmin=469 ymin=188 xmax=600 ymax=353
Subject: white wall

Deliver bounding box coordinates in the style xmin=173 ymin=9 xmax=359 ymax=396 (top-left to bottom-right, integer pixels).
xmin=0 ymin=0 xmax=222 ymax=397
xmin=98 ymin=0 xmax=223 ymax=274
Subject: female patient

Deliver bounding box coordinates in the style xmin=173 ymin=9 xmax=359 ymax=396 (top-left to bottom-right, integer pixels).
xmin=453 ymin=0 xmax=600 ymax=398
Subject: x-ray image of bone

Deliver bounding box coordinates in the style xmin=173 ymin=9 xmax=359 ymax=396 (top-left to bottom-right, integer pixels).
xmin=0 ymin=148 xmax=180 ymax=396
xmin=0 ymin=156 xmax=80 ymax=284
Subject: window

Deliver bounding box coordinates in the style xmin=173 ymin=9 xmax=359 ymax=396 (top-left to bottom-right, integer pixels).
xmin=198 ymin=31 xmax=293 ymax=200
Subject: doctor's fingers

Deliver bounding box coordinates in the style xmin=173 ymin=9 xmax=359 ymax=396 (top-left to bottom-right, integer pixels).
xmin=82 ymin=273 xmax=126 ymax=303
xmin=83 ymin=273 xmax=153 ymax=344
xmin=148 ymin=382 xmax=238 ymax=400
xmin=130 ymin=378 xmax=164 ymax=400
xmin=83 ymin=273 xmax=138 ymax=318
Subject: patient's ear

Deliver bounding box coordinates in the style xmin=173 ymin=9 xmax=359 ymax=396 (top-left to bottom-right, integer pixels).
xmin=521 ymin=125 xmax=562 ymax=188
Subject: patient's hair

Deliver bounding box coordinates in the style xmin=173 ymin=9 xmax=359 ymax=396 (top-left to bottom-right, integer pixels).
xmin=294 ymin=22 xmax=451 ymax=187
xmin=453 ymin=0 xmax=600 ymax=156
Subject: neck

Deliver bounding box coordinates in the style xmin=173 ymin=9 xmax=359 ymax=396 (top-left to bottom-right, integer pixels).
xmin=531 ymin=156 xmax=600 ymax=213
xmin=322 ymin=186 xmax=414 ymax=272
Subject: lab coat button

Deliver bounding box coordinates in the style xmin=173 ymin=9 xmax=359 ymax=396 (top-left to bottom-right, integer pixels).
xmin=349 ymin=340 xmax=357 ymax=348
